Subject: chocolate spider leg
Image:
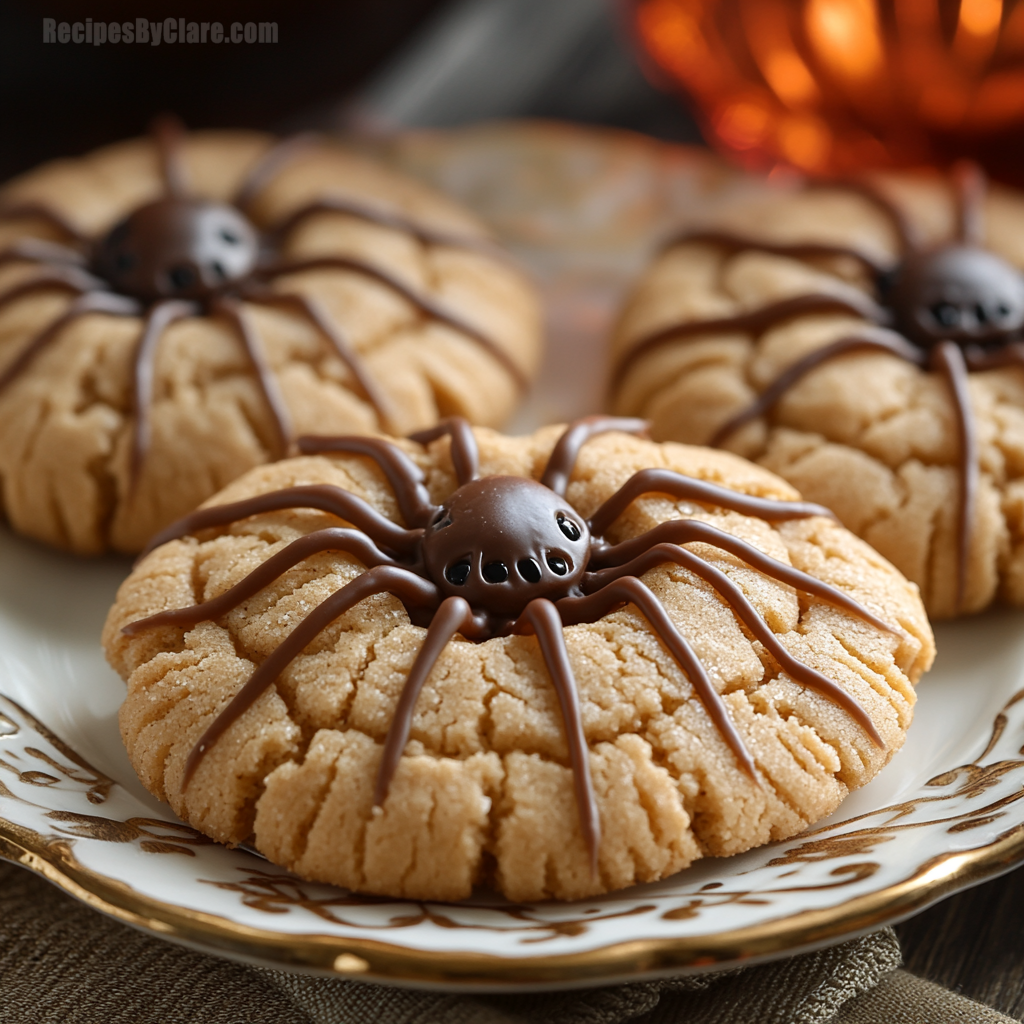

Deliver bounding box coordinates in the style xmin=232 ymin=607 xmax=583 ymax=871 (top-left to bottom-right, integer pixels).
xmin=0 ymin=291 xmax=139 ymax=395
xmin=587 ymin=519 xmax=894 ymax=633
xmin=0 ymin=238 xmax=87 ymax=268
xmin=373 ymin=595 xmax=486 ymax=807
xmin=614 ymin=291 xmax=888 ymax=377
xmin=0 ymin=266 xmax=108 ymax=314
xmin=296 ymin=434 xmax=437 ymax=528
xmin=243 ymin=289 xmax=397 ymax=431
xmin=232 ymin=132 xmax=319 ymax=211
xmin=409 ymin=417 xmax=480 ymax=486
xmin=181 ymin=565 xmax=441 ymax=787
xmin=660 ymin=229 xmax=890 ymax=277
xmin=123 ymin=527 xmax=403 ymax=635
xmin=806 ymin=179 xmax=920 ymax=253
xmin=514 ymin=597 xmax=602 ymax=871
xmin=932 ymin=341 xmax=977 ymax=613
xmin=151 ymin=113 xmax=189 ymax=198
xmin=557 ymin=578 xmax=758 ymax=780
xmin=213 ymin=297 xmax=293 ymax=458
xmin=587 ymin=468 xmax=834 ymax=538
xmin=584 ymin=543 xmax=884 ymax=747
xmin=267 ymin=197 xmax=501 ymax=256
xmin=963 ymin=341 xmax=1024 ymax=372
xmin=541 ymin=416 xmax=649 ymax=496
xmin=708 ymin=330 xmax=927 ymax=447
xmin=0 ymin=202 xmax=89 ymax=244
xmin=128 ymin=299 xmax=198 ymax=489
xmin=139 ymin=484 xmax=422 ymax=558
xmin=953 ymin=161 xmax=986 ymax=247
xmin=256 ymin=255 xmax=529 ymax=391
xmin=936 ymin=339 xmax=1015 ymax=609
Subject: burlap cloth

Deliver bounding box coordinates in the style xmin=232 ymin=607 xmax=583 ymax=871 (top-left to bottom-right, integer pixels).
xmin=0 ymin=862 xmax=1014 ymax=1023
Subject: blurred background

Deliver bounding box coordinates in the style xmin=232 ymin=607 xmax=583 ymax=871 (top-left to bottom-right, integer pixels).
xmin=8 ymin=0 xmax=1024 ymax=184
xmin=0 ymin=0 xmax=701 ymax=181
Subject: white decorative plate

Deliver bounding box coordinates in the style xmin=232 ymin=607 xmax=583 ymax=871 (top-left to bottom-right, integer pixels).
xmin=3 ymin=123 xmax=1024 ymax=991
xmin=2 ymin=514 xmax=1024 ymax=990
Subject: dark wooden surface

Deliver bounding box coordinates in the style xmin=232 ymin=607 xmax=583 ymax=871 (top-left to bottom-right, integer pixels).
xmin=896 ymin=865 xmax=1024 ymax=1019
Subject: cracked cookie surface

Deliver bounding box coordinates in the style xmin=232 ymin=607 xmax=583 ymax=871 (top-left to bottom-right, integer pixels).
xmin=611 ymin=175 xmax=1024 ymax=618
xmin=103 ymin=425 xmax=933 ymax=902
xmin=0 ymin=131 xmax=540 ymax=553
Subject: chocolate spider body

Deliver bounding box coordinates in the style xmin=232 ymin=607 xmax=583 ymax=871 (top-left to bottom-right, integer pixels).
xmin=93 ymin=197 xmax=261 ymax=302
xmin=884 ymin=244 xmax=1024 ymax=347
xmin=618 ymin=163 xmax=1024 ymax=612
xmin=0 ymin=117 xmax=522 ymax=488
xmin=126 ymin=416 xmax=892 ymax=867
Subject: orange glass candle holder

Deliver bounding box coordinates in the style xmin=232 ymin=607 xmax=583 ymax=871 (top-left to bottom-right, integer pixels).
xmin=630 ymin=0 xmax=1024 ymax=181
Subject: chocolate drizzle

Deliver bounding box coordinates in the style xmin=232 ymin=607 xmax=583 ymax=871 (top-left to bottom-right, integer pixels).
xmin=257 ymin=254 xmax=528 ymax=389
xmin=129 ymin=299 xmax=196 ymax=485
xmin=0 ymin=202 xmax=89 ymax=244
xmin=621 ymin=165 xmax=1024 ymax=613
xmin=125 ymin=416 xmax=893 ymax=872
xmin=152 ymin=113 xmax=189 ymax=198
xmin=297 ymin=433 xmax=435 ymax=525
xmin=660 ymin=228 xmax=891 ymax=277
xmin=954 ymin=162 xmax=986 ymax=248
xmin=233 ymin=132 xmax=319 ymax=213
xmin=932 ymin=341 xmax=977 ymax=611
xmin=614 ymin=292 xmax=887 ymax=376
xmin=707 ymin=329 xmax=926 ymax=447
xmin=805 ymin=178 xmax=921 ymax=252
xmin=139 ymin=483 xmax=422 ymax=558
xmin=0 ymin=238 xmax=87 ymax=270
xmin=0 ymin=118 xmax=522 ymax=488
xmin=0 ymin=292 xmax=139 ymax=394
xmin=245 ymin=290 xmax=396 ymax=428
xmin=268 ymin=197 xmax=505 ymax=259
xmin=541 ymin=415 xmax=648 ymax=495
xmin=409 ymin=417 xmax=480 ymax=485
xmin=234 ymin=131 xmax=506 ymax=260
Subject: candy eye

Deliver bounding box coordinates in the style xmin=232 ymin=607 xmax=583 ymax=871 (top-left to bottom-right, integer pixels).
xmin=930 ymin=302 xmax=959 ymax=327
xmin=220 ymin=228 xmax=240 ymax=245
xmin=445 ymin=561 xmax=470 ymax=586
xmin=556 ymin=514 xmax=581 ymax=541
xmin=168 ymin=264 xmax=196 ymax=291
xmin=517 ymin=558 xmax=541 ymax=583
xmin=547 ymin=555 xmax=568 ymax=576
xmin=483 ymin=561 xmax=509 ymax=583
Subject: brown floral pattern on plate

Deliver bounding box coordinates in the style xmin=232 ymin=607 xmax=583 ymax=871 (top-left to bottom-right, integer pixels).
xmin=2 ymin=664 xmax=1024 ymax=985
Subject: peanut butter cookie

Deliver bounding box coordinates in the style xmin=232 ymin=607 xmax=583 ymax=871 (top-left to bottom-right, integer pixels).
xmin=0 ymin=120 xmax=539 ymax=553
xmin=612 ymin=165 xmax=1024 ymax=618
xmin=103 ymin=420 xmax=932 ymax=902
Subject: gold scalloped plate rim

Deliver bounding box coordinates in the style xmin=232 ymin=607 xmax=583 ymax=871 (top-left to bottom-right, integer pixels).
xmin=4 ymin=814 xmax=1023 ymax=989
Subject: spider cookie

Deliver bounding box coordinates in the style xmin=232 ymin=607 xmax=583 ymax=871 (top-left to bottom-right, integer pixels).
xmin=611 ymin=164 xmax=1024 ymax=618
xmin=0 ymin=119 xmax=539 ymax=554
xmin=103 ymin=418 xmax=932 ymax=902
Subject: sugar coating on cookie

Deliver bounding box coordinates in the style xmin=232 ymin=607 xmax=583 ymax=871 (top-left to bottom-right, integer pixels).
xmin=612 ymin=171 xmax=1024 ymax=618
xmin=103 ymin=425 xmax=932 ymax=902
xmin=0 ymin=129 xmax=540 ymax=553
